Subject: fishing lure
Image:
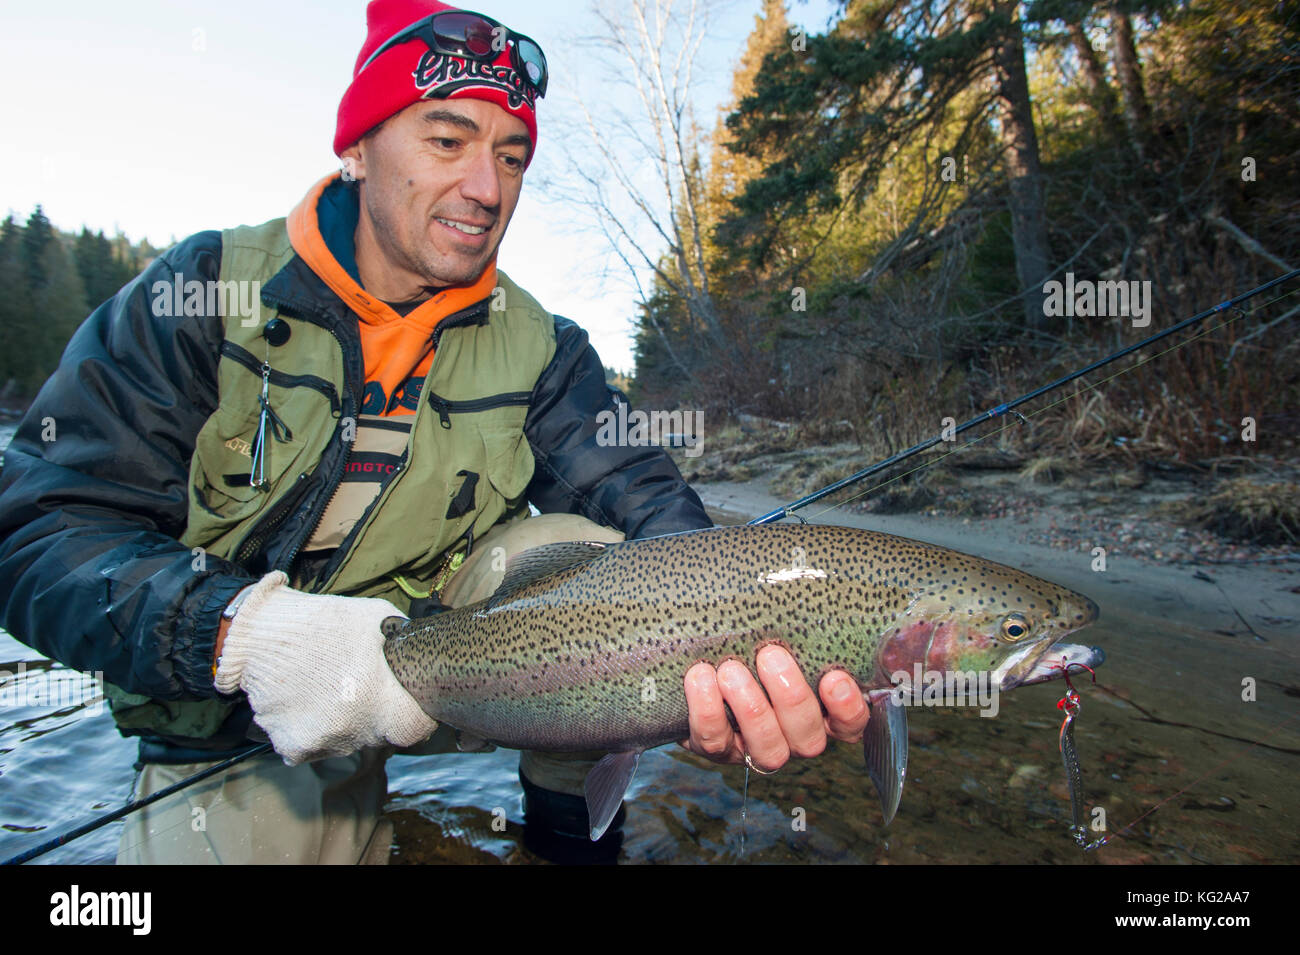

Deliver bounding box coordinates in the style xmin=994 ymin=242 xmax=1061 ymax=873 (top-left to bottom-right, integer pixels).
xmin=249 ymin=361 xmax=292 ymax=490
xmin=1053 ymin=662 xmax=1108 ymax=851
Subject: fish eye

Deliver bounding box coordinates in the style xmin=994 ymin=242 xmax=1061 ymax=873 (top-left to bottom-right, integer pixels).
xmin=1000 ymin=613 xmax=1031 ymax=641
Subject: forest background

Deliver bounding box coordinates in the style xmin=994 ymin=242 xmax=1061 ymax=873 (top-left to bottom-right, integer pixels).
xmin=4 ymin=0 xmax=1296 ymax=485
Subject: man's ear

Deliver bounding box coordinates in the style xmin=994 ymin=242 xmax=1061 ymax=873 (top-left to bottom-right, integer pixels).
xmin=340 ymin=144 xmax=364 ymax=183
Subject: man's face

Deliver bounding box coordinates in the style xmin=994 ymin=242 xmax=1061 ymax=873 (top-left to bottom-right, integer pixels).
xmin=342 ymin=98 xmax=531 ymax=291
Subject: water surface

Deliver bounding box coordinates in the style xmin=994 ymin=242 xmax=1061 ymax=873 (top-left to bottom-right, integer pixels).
xmin=2 ymin=422 xmax=1297 ymax=864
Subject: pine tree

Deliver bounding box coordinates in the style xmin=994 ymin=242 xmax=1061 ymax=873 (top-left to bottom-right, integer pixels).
xmin=0 ymin=216 xmax=28 ymax=399
xmin=0 ymin=208 xmax=90 ymax=396
xmin=708 ymin=0 xmax=791 ymax=212
xmin=30 ymin=233 xmax=88 ymax=394
xmin=74 ymin=228 xmax=107 ymax=310
xmin=22 ymin=206 xmax=55 ymax=290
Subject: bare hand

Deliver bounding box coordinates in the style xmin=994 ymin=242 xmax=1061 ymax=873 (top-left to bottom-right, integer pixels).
xmin=680 ymin=645 xmax=869 ymax=771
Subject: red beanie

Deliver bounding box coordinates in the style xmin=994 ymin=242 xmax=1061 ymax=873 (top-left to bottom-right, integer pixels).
xmin=335 ymin=0 xmax=540 ymax=160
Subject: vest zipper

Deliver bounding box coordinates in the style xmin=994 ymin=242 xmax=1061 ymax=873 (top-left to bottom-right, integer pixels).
xmin=307 ymin=330 xmax=501 ymax=590
xmin=220 ymin=340 xmax=341 ymax=415
xmin=426 ymin=391 xmax=533 ymax=428
xmin=278 ymin=340 xmax=360 ymax=579
xmin=245 ymin=286 xmax=493 ymax=583
xmin=230 ymin=309 xmax=362 ymax=574
xmin=233 ymin=471 xmax=313 ymax=565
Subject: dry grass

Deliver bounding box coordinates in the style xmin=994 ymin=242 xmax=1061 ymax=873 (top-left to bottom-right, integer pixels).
xmin=653 ymin=245 xmax=1299 ymax=511
xmin=769 ymin=457 xmax=853 ymax=502
xmin=1166 ymin=478 xmax=1300 ymax=546
xmin=1019 ymin=455 xmax=1081 ymax=485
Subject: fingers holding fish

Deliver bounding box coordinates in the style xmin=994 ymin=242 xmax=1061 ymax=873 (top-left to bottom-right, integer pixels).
xmin=755 ymin=645 xmax=827 ymax=759
xmin=682 ymin=651 xmax=868 ymax=771
xmin=819 ymin=669 xmax=870 ymax=744
xmin=680 ymin=659 xmax=787 ymax=768
xmin=718 ymin=658 xmax=791 ymax=771
xmin=682 ymin=661 xmax=740 ymax=761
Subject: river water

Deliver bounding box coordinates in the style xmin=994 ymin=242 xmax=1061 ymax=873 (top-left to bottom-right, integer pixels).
xmin=2 ymin=422 xmax=1297 ymax=864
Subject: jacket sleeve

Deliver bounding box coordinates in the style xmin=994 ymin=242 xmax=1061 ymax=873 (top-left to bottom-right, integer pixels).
xmin=0 ymin=231 xmax=257 ymax=700
xmin=524 ymin=317 xmax=712 ymax=540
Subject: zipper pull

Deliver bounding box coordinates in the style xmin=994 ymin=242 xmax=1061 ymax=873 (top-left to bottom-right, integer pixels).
xmin=257 ymin=362 xmax=294 ymax=443
xmin=429 ymin=395 xmax=452 ymax=429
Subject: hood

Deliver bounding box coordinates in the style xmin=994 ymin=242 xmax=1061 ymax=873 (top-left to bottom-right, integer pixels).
xmin=286 ymin=172 xmax=498 ymax=331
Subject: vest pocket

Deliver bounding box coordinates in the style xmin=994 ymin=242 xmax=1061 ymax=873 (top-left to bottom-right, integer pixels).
xmin=219 ymin=340 xmax=341 ymax=413
xmin=424 ymin=390 xmax=535 ymax=505
xmin=188 ymin=342 xmax=337 ymax=540
xmin=193 ymin=407 xmax=276 ymax=511
xmin=189 ymin=401 xmax=311 ymax=535
xmin=426 ymin=390 xmax=532 ymax=429
xmin=480 ymin=423 xmax=534 ymax=504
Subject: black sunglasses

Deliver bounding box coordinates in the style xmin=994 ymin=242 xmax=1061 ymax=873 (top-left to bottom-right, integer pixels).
xmin=359 ymin=9 xmax=548 ymax=99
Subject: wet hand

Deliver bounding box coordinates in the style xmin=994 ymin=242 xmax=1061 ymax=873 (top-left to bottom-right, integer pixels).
xmin=680 ymin=646 xmax=869 ymax=771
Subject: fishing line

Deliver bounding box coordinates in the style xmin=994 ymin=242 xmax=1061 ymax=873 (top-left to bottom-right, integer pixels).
xmin=749 ymin=269 xmax=1300 ymax=527
xmin=739 ymin=763 xmax=750 ymax=859
xmin=743 ymin=271 xmax=1300 ymax=853
xmin=1194 ymin=570 xmax=1268 ymax=641
xmin=804 ymin=281 xmax=1300 ymax=521
xmin=1077 ymin=710 xmax=1300 ymax=852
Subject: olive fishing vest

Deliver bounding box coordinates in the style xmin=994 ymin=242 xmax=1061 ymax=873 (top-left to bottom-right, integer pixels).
xmin=106 ymin=218 xmax=557 ymax=742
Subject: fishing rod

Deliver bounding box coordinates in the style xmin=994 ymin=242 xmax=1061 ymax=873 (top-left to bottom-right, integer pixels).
xmin=5 ymin=270 xmax=1296 ymax=865
xmin=744 ymin=266 xmax=1300 ymax=852
xmin=1 ymin=742 xmax=272 ymax=865
xmin=748 ymin=267 xmax=1300 ymax=526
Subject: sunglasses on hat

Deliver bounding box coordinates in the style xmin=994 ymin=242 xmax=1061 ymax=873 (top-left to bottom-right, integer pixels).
xmin=360 ymin=9 xmax=548 ymax=99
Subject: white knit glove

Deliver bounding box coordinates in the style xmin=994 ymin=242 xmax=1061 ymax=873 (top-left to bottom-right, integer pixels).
xmin=214 ymin=571 xmax=438 ymax=765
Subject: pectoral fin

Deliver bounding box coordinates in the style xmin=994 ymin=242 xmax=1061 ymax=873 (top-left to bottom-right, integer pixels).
xmin=583 ymin=750 xmax=641 ymax=841
xmin=863 ymin=690 xmax=909 ymax=825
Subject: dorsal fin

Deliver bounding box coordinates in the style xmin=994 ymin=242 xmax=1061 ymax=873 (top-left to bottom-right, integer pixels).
xmin=488 ymin=540 xmax=610 ymax=606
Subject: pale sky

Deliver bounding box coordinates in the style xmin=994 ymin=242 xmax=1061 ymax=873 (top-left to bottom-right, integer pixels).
xmin=0 ymin=0 xmax=840 ymax=372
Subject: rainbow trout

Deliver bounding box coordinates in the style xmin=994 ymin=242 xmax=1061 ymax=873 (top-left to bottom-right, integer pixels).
xmin=381 ymin=524 xmax=1102 ymax=839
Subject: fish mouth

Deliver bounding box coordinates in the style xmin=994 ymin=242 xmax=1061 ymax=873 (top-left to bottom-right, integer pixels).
xmin=999 ymin=642 xmax=1106 ymax=691
xmin=993 ymin=590 xmax=1102 ymax=691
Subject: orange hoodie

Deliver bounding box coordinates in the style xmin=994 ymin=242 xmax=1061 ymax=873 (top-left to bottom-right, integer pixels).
xmin=286 ymin=174 xmax=498 ymax=416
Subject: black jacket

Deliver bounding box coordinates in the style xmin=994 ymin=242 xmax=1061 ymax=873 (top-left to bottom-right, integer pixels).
xmin=0 ymin=226 xmax=710 ymax=713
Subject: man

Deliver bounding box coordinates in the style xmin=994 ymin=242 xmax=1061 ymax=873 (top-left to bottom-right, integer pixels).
xmin=0 ymin=0 xmax=868 ymax=864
